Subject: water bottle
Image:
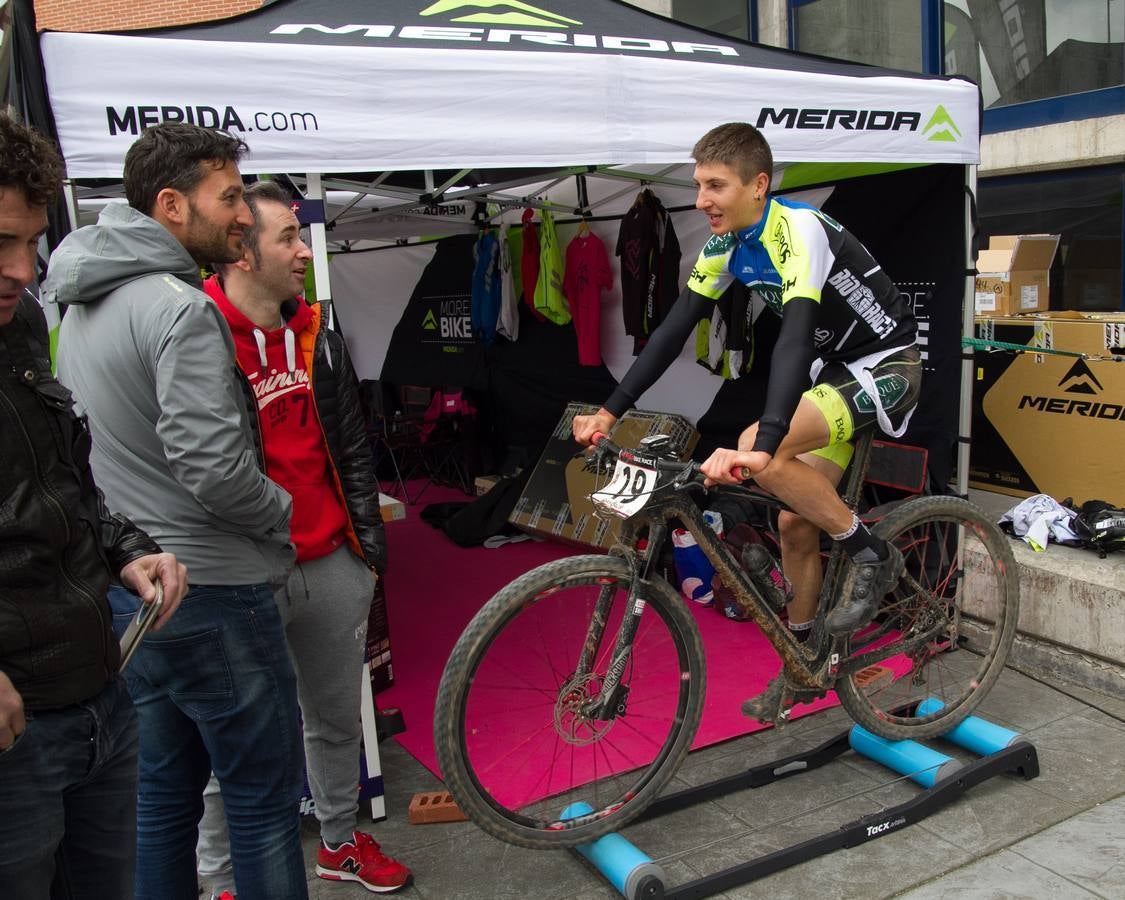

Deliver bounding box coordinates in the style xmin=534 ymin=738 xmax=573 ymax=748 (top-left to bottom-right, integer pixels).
xmin=741 ymin=543 xmax=793 ymax=613
xmin=672 ymin=529 xmax=714 ymax=606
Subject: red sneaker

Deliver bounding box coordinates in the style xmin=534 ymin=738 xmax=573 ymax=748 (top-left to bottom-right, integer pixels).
xmin=315 ymin=831 xmax=411 ymax=893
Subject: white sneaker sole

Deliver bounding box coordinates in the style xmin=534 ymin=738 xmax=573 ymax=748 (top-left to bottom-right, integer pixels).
xmin=315 ymin=864 xmax=409 ymax=894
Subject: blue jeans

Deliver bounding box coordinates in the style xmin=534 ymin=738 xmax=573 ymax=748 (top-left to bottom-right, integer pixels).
xmin=109 ymin=583 xmax=306 ymax=900
xmin=0 ymin=677 xmax=138 ymax=900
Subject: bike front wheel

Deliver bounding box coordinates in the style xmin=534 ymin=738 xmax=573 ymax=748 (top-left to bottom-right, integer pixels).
xmin=434 ymin=554 xmax=705 ymax=849
xmin=836 ymin=496 xmax=1019 ymax=741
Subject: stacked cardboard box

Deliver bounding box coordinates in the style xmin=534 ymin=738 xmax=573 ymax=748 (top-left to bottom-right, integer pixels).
xmin=970 ymin=312 xmax=1125 ymax=505
xmin=974 ymin=234 xmax=1059 ymax=316
xmin=510 ymin=402 xmax=699 ymax=549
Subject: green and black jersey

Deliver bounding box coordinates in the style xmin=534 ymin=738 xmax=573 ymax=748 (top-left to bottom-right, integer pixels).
xmin=604 ymin=196 xmax=917 ymax=456
xmin=687 ymin=196 xmax=914 ymax=361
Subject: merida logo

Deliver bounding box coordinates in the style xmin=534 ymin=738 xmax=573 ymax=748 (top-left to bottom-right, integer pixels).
xmin=922 ymin=105 xmax=962 ymax=142
xmin=420 ymin=1 xmax=581 ymax=28
xmin=1018 ymin=360 xmax=1122 ymax=420
xmin=1058 ymin=357 xmax=1103 ymax=395
xmin=270 ymin=8 xmax=737 ymax=56
xmin=421 ymin=310 xmax=438 ymax=330
xmin=757 ymin=108 xmax=921 ymax=132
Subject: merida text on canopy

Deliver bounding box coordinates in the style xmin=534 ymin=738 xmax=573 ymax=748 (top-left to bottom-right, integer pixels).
xmin=757 ymin=108 xmax=922 ymax=131
xmin=268 ymin=23 xmax=738 ymax=56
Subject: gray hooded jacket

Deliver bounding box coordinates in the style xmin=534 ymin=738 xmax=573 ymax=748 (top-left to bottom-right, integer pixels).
xmin=47 ymin=202 xmax=294 ymax=586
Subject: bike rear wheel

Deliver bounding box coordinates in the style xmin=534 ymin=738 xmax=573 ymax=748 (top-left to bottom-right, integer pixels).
xmin=433 ymin=554 xmax=705 ymax=849
xmin=835 ymin=496 xmax=1019 ymax=741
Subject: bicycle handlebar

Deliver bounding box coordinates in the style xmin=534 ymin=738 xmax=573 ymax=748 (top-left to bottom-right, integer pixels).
xmin=589 ymin=433 xmax=751 ymax=485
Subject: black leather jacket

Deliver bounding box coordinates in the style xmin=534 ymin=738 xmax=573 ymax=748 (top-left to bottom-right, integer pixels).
xmin=0 ymin=295 xmax=161 ymax=710
xmin=307 ymin=317 xmax=388 ymax=573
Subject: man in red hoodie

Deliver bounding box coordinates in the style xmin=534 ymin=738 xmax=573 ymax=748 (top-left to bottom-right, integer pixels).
xmin=198 ymin=181 xmax=410 ymax=896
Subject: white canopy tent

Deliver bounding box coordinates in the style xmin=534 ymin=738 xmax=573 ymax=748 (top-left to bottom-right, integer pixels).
xmin=34 ymin=0 xmax=982 ymax=486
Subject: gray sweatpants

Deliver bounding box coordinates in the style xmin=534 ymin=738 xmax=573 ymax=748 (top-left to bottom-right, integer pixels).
xmin=198 ymin=545 xmax=373 ymax=893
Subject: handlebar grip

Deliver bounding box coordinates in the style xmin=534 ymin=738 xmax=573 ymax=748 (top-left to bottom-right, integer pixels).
xmin=591 ymin=431 xmax=607 ymax=446
xmin=737 ymin=466 xmax=753 ymax=481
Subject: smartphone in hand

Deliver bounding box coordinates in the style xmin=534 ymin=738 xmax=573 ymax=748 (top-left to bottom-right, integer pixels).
xmin=119 ymin=582 xmax=164 ymax=673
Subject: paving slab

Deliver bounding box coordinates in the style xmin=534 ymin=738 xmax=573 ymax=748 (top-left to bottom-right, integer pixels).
xmin=1018 ymin=713 xmax=1125 ymax=808
xmin=1008 ymin=793 xmax=1125 ymax=897
xmin=893 ymin=848 xmax=1105 ymax=899
xmin=293 ymin=656 xmax=1125 ymax=900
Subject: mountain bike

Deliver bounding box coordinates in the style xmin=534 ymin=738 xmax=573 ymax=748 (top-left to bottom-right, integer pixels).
xmin=433 ymin=429 xmax=1019 ymax=849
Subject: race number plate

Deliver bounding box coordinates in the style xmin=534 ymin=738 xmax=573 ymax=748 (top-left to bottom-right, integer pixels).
xmin=590 ymin=458 xmax=658 ymax=519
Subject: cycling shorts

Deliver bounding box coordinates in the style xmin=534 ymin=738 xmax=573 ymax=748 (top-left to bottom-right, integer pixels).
xmin=804 ymin=346 xmax=923 ymax=470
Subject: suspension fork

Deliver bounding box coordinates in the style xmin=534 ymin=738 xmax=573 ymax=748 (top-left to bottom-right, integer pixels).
xmin=578 ymin=520 xmax=669 ymax=720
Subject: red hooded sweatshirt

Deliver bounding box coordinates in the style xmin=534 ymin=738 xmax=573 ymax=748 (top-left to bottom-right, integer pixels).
xmin=205 ymin=276 xmax=348 ymax=563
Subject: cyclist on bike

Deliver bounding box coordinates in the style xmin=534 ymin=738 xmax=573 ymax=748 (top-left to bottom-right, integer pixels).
xmin=573 ymin=122 xmax=922 ymax=721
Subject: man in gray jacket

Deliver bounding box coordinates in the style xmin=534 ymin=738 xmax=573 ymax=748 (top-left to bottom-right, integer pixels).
xmin=50 ymin=124 xmax=306 ymax=900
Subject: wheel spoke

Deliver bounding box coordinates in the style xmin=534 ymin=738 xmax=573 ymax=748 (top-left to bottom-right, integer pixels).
xmin=835 ymin=498 xmax=1018 ymax=742
xmin=436 ymin=556 xmax=705 ymax=848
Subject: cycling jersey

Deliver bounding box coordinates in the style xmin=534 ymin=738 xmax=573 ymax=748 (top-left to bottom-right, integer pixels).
xmin=603 ymin=196 xmax=917 ymax=457
xmin=687 ymin=196 xmax=915 ymax=362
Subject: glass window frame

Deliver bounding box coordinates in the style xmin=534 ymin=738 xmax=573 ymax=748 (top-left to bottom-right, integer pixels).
xmin=667 ymin=1 xmax=758 ymax=42
xmin=787 ymin=0 xmax=1124 ymax=131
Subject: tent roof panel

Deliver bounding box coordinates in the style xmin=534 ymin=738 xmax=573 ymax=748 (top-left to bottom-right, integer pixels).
xmin=114 ymin=0 xmax=897 ymax=78
xmin=38 ymin=0 xmax=981 ymax=180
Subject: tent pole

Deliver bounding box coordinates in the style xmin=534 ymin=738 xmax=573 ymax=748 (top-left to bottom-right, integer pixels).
xmin=956 ymin=165 xmax=977 ymax=499
xmin=306 ymin=172 xmax=334 ymax=327
xmin=62 ymin=181 xmax=79 ymax=232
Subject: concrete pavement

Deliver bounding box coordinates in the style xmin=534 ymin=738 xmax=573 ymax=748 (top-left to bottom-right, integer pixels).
xmin=288 ymin=662 xmax=1124 ymax=899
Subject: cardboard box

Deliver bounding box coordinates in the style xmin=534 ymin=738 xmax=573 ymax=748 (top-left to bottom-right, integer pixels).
xmin=474 ymin=474 xmax=501 ymax=496
xmin=969 ymin=313 xmax=1125 ymax=505
xmin=379 ymin=492 xmax=405 ymax=522
xmin=975 ymin=234 xmax=1059 ymax=316
xmin=1063 ymin=238 xmax=1122 ymax=311
xmin=510 ymin=403 xmax=699 ymax=549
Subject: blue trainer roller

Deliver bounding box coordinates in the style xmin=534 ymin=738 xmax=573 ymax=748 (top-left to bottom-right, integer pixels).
xmin=916 ymin=698 xmax=1025 ymax=756
xmin=560 ymin=802 xmax=667 ymax=899
xmin=848 ymin=724 xmax=961 ymax=788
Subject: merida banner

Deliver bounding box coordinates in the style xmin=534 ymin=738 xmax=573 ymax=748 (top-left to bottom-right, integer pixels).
xmin=39 ymin=0 xmax=980 ymax=179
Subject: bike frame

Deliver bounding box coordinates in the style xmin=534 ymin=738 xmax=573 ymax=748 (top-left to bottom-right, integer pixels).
xmin=578 ymin=431 xmax=900 ymax=717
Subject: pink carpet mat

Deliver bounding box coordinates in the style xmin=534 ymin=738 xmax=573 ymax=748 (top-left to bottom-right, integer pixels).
xmin=377 ymin=484 xmax=839 ymax=803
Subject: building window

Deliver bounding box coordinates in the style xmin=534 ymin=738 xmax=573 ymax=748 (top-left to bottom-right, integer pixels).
xmin=791 ymin=0 xmax=923 ymax=71
xmin=978 ymin=165 xmax=1124 ymax=311
xmin=670 ymin=0 xmax=750 ymax=40
xmin=945 ymin=1 xmax=1124 ymax=110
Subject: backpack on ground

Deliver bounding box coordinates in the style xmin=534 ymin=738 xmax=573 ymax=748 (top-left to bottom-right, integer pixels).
xmin=1070 ymin=499 xmax=1125 ymax=558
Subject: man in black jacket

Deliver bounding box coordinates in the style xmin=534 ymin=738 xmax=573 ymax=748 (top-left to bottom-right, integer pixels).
xmin=0 ymin=112 xmax=187 ymax=899
xmin=196 ymin=181 xmax=408 ymax=896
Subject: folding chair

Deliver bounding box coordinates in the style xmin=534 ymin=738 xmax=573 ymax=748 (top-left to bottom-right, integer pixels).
xmin=420 ymin=388 xmax=476 ymax=496
xmin=362 ymin=381 xmax=436 ymax=505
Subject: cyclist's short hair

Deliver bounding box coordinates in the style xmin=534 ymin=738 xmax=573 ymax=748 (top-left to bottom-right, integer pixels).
xmin=238 ymin=180 xmax=295 ymax=268
xmin=692 ymin=122 xmax=773 ymax=188
xmin=0 ymin=112 xmax=64 ymax=208
xmin=124 ymin=123 xmax=248 ymax=215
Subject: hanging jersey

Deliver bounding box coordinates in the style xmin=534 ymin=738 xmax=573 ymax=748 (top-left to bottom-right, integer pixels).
xmin=534 ymin=209 xmax=571 ymax=325
xmin=471 ymin=230 xmax=501 ymax=345
xmin=563 ymin=231 xmax=613 ymax=366
xmin=496 ymin=224 xmax=518 ymax=341
xmin=616 ymin=189 xmax=681 ymax=345
xmin=686 ymin=196 xmax=915 ymax=363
